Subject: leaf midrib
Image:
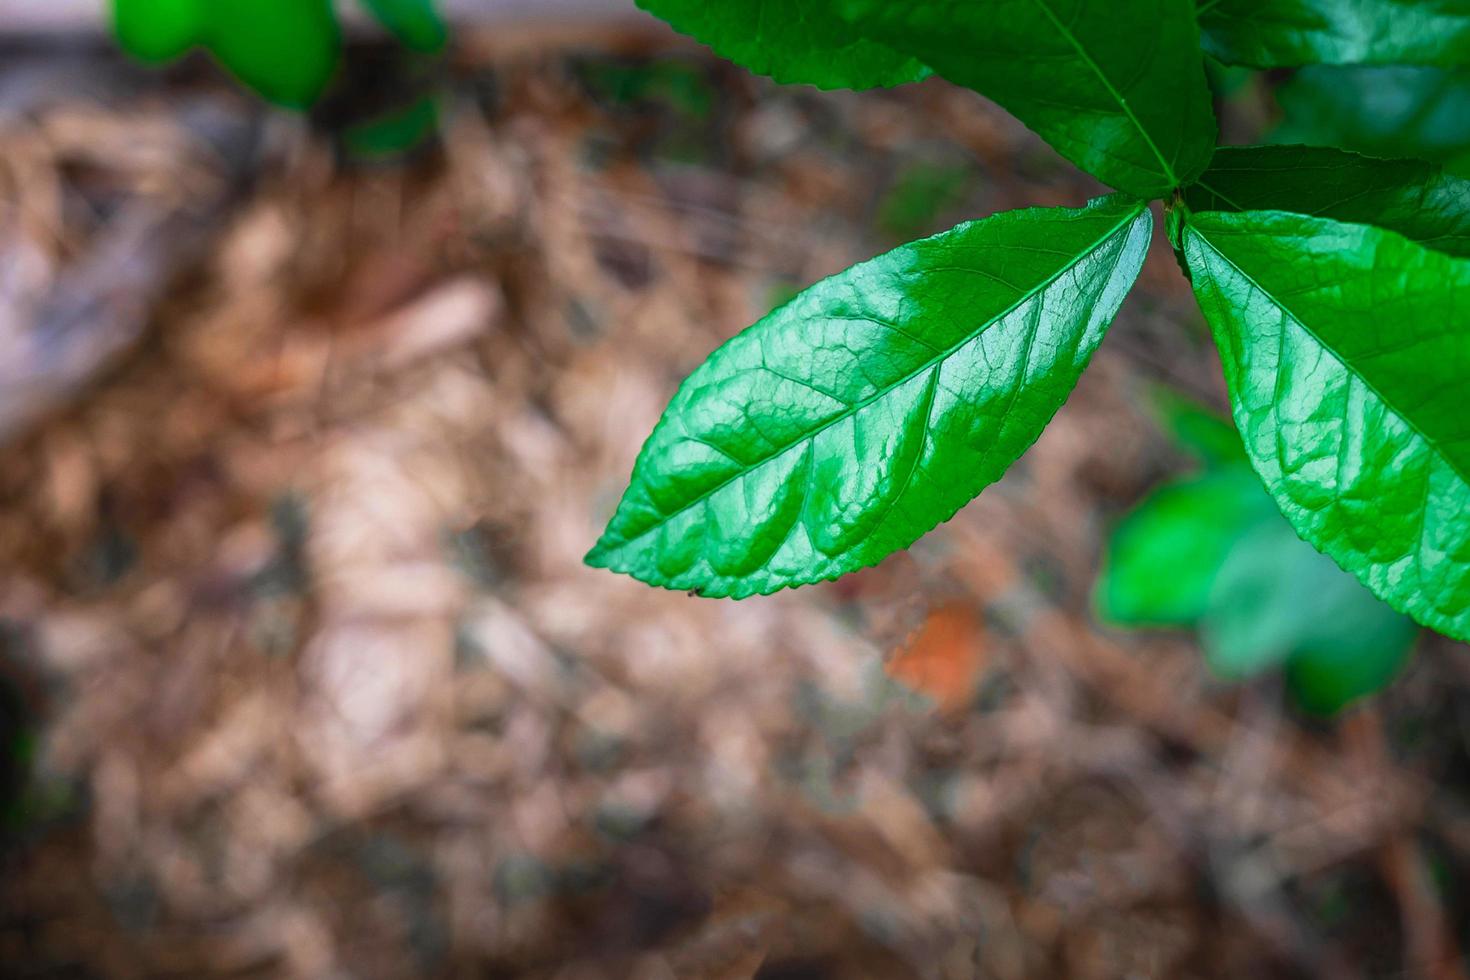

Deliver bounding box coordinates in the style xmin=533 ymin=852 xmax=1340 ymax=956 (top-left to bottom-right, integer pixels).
xmin=1027 ymin=0 xmax=1179 ymax=189
xmin=597 ymin=202 xmax=1147 ymax=556
xmin=1190 ymin=223 xmax=1470 ymax=489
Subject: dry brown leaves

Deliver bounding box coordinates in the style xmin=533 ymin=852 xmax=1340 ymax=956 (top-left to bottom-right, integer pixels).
xmin=0 ymin=42 xmax=1466 ymax=980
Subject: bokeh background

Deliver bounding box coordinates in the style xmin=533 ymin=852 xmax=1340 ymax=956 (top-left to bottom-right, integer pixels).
xmin=2 ymin=2 xmax=1470 ymax=977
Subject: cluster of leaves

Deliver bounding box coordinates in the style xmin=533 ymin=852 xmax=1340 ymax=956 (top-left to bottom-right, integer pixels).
xmin=1098 ymin=391 xmax=1417 ymax=714
xmin=112 ymin=0 xmax=446 ymax=108
xmin=587 ymin=0 xmax=1470 ymax=678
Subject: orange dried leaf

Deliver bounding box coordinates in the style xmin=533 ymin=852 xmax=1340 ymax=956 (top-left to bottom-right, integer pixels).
xmin=885 ymin=602 xmax=985 ymax=712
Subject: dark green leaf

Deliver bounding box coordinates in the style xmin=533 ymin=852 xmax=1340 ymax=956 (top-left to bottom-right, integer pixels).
xmin=343 ymin=95 xmax=441 ymax=160
xmin=113 ymin=0 xmax=200 ymax=63
xmin=1198 ymin=0 xmax=1470 ymax=68
xmin=1098 ymin=467 xmax=1272 ymax=626
xmin=204 ymin=0 xmax=341 ymax=109
xmin=1182 ymin=209 xmax=1470 ymax=643
xmin=1274 ymin=67 xmax=1470 ymax=175
xmin=1203 ymin=520 xmax=1417 ymax=713
xmin=839 ymin=0 xmax=1217 ymax=198
xmin=1285 ymin=620 xmax=1417 ymax=715
xmin=1186 ymin=145 xmax=1470 ymax=258
xmin=634 ymin=0 xmax=929 ymax=90
xmin=588 ymin=195 xmax=1152 ymax=597
xmin=358 ymin=0 xmax=448 ymax=54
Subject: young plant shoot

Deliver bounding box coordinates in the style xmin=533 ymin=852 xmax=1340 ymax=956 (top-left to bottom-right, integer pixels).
xmin=589 ymin=0 xmax=1470 ymax=676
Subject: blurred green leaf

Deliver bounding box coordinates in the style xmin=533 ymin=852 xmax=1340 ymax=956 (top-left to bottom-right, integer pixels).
xmin=1147 ymin=385 xmax=1247 ymax=467
xmin=1273 ymin=66 xmax=1470 ymax=175
xmin=343 ymin=94 xmax=441 ymax=160
xmin=203 ymin=0 xmax=341 ymax=109
xmin=112 ymin=0 xmax=200 ymax=63
xmin=1202 ymin=521 xmax=1417 ymax=710
xmin=1098 ymin=468 xmax=1269 ymax=626
xmin=359 ymin=0 xmax=448 ymax=54
xmin=1097 ymin=392 xmax=1419 ymax=714
xmin=876 ymin=163 xmax=971 ymax=240
xmin=1198 ymin=0 xmax=1470 ymax=69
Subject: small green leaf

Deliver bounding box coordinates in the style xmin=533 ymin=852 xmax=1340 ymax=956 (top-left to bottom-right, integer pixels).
xmin=1273 ymin=67 xmax=1470 ymax=174
xmin=1098 ymin=467 xmax=1273 ymax=626
xmin=358 ymin=0 xmax=448 ymax=54
xmin=1198 ymin=0 xmax=1470 ymax=69
xmin=203 ymin=0 xmax=341 ymax=109
xmin=342 ymin=94 xmax=441 ymax=160
xmin=1182 ymin=209 xmax=1470 ymax=643
xmin=839 ymin=0 xmax=1217 ymax=198
xmin=1202 ymin=520 xmax=1417 ymax=710
xmin=589 ymin=194 xmax=1152 ymax=597
xmin=1147 ymin=386 xmax=1247 ymax=466
xmin=113 ymin=0 xmax=201 ymax=63
xmin=1184 ymin=145 xmax=1470 ymax=258
xmin=633 ymin=0 xmax=929 ymax=90
xmin=1285 ymin=619 xmax=1417 ymax=716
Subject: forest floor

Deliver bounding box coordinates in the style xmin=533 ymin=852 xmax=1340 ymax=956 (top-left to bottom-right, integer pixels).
xmin=0 ymin=34 xmax=1468 ymax=980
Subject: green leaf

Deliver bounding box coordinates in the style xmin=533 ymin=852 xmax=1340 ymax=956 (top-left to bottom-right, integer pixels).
xmin=1285 ymin=618 xmax=1417 ymax=715
xmin=343 ymin=95 xmax=441 ymax=160
xmin=358 ymin=0 xmax=448 ymax=54
xmin=1202 ymin=520 xmax=1417 ymax=710
xmin=1147 ymin=386 xmax=1247 ymax=466
xmin=1182 ymin=209 xmax=1470 ymax=644
xmin=588 ymin=194 xmax=1152 ymax=597
xmin=113 ymin=0 xmax=201 ymax=63
xmin=1273 ymin=67 xmax=1470 ymax=175
xmin=1184 ymin=145 xmax=1470 ymax=258
xmin=633 ymin=0 xmax=929 ymax=90
xmin=1098 ymin=467 xmax=1273 ymax=626
xmin=838 ymin=0 xmax=1217 ymax=198
xmin=1197 ymin=0 xmax=1470 ymax=68
xmin=203 ymin=0 xmax=341 ymax=109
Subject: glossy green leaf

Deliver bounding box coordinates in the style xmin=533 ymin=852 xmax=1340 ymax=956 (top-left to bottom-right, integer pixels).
xmin=1182 ymin=209 xmax=1470 ymax=643
xmin=1198 ymin=0 xmax=1470 ymax=68
xmin=588 ymin=194 xmax=1152 ymax=597
xmin=203 ymin=0 xmax=341 ymax=109
xmin=1184 ymin=145 xmax=1470 ymax=258
xmin=1203 ymin=520 xmax=1417 ymax=711
xmin=113 ymin=0 xmax=200 ymax=63
xmin=1098 ymin=467 xmax=1273 ymax=626
xmin=838 ymin=0 xmax=1217 ymax=198
xmin=359 ymin=0 xmax=448 ymax=53
xmin=1274 ymin=67 xmax=1470 ymax=175
xmin=633 ymin=0 xmax=929 ymax=90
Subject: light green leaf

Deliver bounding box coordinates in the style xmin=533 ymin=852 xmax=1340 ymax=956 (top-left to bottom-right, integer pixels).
xmin=1184 ymin=145 xmax=1470 ymax=258
xmin=1203 ymin=520 xmax=1417 ymax=710
xmin=203 ymin=0 xmax=341 ymax=109
xmin=358 ymin=0 xmax=448 ymax=53
xmin=1273 ymin=67 xmax=1470 ymax=175
xmin=633 ymin=0 xmax=928 ymax=90
xmin=588 ymin=195 xmax=1152 ymax=597
xmin=1198 ymin=0 xmax=1470 ymax=68
xmin=839 ymin=0 xmax=1217 ymax=198
xmin=1182 ymin=209 xmax=1470 ymax=643
xmin=1098 ymin=467 xmax=1273 ymax=626
xmin=113 ymin=0 xmax=200 ymax=63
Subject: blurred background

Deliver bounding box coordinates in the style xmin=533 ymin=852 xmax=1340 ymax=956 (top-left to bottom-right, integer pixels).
xmin=1 ymin=2 xmax=1469 ymax=977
